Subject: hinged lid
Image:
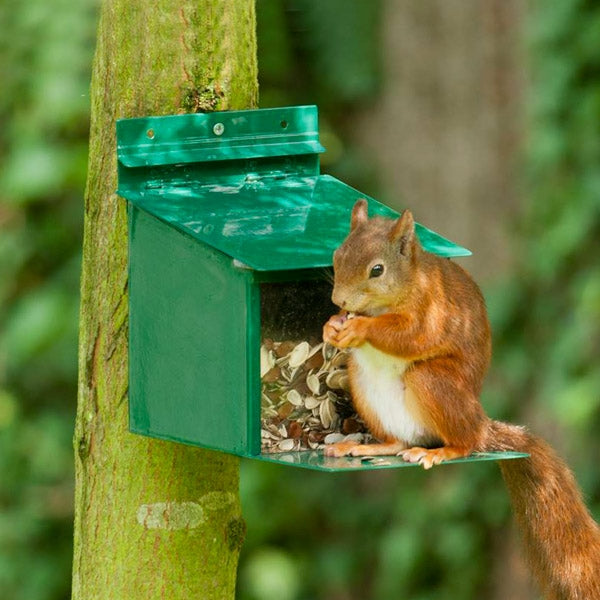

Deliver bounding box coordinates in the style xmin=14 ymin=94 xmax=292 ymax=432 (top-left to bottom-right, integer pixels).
xmin=117 ymin=106 xmax=471 ymax=271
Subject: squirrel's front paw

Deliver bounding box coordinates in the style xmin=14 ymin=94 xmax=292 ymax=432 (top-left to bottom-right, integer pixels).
xmin=330 ymin=316 xmax=369 ymax=348
xmin=323 ymin=315 xmax=346 ymax=345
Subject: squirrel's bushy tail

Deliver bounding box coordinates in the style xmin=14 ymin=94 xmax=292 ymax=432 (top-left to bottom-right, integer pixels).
xmin=484 ymin=421 xmax=600 ymax=599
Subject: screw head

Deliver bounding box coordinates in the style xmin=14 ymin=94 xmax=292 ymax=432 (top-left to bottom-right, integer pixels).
xmin=213 ymin=122 xmax=225 ymax=136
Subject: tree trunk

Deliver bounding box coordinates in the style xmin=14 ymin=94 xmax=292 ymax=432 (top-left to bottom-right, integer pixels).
xmin=73 ymin=1 xmax=257 ymax=598
xmin=355 ymin=0 xmax=526 ymax=284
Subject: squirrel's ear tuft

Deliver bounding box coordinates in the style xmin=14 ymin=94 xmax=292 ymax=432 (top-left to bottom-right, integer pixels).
xmin=390 ymin=209 xmax=416 ymax=256
xmin=350 ymin=199 xmax=368 ymax=231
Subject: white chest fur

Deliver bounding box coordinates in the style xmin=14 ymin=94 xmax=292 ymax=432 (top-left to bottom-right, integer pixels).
xmin=351 ymin=344 xmax=428 ymax=445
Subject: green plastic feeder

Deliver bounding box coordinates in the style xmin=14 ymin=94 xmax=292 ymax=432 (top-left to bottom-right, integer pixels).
xmin=116 ymin=105 xmax=527 ymax=472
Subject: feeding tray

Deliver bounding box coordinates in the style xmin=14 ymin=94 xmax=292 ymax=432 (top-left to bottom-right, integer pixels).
xmin=116 ymin=105 xmax=527 ymax=471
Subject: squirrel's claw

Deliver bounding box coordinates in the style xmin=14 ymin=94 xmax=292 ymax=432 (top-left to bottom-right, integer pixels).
xmin=400 ymin=447 xmax=432 ymax=468
xmin=324 ymin=441 xmax=360 ymax=457
xmin=401 ymin=446 xmax=471 ymax=470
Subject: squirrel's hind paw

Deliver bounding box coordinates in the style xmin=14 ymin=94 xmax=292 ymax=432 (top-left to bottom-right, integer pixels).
xmin=401 ymin=446 xmax=471 ymax=470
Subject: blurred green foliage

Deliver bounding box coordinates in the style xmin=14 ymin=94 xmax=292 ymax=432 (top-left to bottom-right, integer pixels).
xmin=1 ymin=0 xmax=598 ymax=599
xmin=0 ymin=0 xmax=98 ymax=598
xmin=491 ymin=0 xmax=600 ymax=501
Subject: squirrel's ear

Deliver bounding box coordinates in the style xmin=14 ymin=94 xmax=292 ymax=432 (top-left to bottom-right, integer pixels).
xmin=350 ymin=199 xmax=368 ymax=231
xmin=390 ymin=209 xmax=416 ymax=256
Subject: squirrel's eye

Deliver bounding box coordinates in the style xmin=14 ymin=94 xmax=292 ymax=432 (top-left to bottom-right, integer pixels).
xmin=369 ymin=264 xmax=384 ymax=278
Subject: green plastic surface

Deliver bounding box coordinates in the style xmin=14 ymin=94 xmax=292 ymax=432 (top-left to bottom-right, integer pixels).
xmin=120 ymin=105 xmax=528 ymax=471
xmin=128 ymin=206 xmax=261 ymax=455
xmin=123 ymin=175 xmax=470 ymax=271
xmin=117 ymin=105 xmax=471 ymax=273
xmin=117 ymin=106 xmax=324 ymax=167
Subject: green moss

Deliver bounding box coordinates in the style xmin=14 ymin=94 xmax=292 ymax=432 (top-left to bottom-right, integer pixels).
xmin=226 ymin=517 xmax=247 ymax=552
xmin=182 ymin=83 xmax=226 ymax=113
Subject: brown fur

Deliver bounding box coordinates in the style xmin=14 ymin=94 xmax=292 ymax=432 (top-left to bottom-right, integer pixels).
xmin=323 ymin=200 xmax=600 ymax=598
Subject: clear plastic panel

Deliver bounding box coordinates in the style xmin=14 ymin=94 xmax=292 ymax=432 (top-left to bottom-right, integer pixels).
xmin=259 ymin=279 xmax=373 ymax=454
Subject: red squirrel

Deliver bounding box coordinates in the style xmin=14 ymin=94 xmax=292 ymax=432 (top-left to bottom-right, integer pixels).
xmin=323 ymin=199 xmax=600 ymax=599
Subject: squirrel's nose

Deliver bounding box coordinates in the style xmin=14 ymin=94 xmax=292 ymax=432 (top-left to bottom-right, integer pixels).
xmin=332 ymin=289 xmax=347 ymax=309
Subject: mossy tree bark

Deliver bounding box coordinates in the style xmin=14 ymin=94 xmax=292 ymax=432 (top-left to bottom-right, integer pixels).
xmin=73 ymin=1 xmax=257 ymax=598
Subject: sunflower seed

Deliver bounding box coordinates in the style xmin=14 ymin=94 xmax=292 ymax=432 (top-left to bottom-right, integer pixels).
xmin=303 ymin=396 xmax=319 ymax=411
xmin=326 ymin=370 xmax=349 ymax=390
xmin=260 ymin=347 xmax=275 ymax=377
xmin=278 ymin=439 xmax=295 ymax=451
xmin=319 ymin=398 xmax=336 ymax=429
xmin=343 ymin=433 xmax=364 ymax=443
xmin=288 ymin=341 xmax=310 ymax=368
xmin=323 ymin=343 xmax=336 ymax=362
xmin=260 ymin=337 xmax=373 ymax=454
xmin=324 ymin=432 xmax=345 ymax=444
xmin=286 ymin=389 xmax=303 ymax=406
xmin=306 ymin=373 xmax=321 ymax=395
xmin=331 ymin=351 xmax=349 ymax=369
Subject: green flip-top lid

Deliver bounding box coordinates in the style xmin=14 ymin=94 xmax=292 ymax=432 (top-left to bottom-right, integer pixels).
xmin=117 ymin=106 xmax=471 ymax=271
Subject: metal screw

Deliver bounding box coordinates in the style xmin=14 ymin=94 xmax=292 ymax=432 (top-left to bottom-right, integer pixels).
xmin=213 ymin=122 xmax=225 ymax=136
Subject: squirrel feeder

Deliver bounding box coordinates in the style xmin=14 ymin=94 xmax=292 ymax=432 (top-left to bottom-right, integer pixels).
xmin=116 ymin=105 xmax=527 ymax=471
